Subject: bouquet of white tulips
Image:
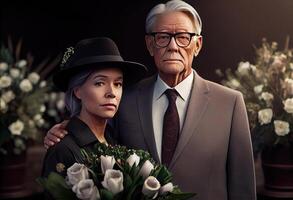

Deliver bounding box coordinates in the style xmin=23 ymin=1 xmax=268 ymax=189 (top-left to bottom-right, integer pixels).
xmin=38 ymin=143 xmax=196 ymax=200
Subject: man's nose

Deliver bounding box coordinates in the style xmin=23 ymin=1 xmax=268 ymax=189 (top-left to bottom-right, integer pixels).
xmin=167 ymin=37 xmax=179 ymax=51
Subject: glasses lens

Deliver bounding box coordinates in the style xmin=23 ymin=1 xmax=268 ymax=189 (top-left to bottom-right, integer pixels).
xmin=154 ymin=33 xmax=170 ymax=47
xmin=175 ymin=33 xmax=191 ymax=47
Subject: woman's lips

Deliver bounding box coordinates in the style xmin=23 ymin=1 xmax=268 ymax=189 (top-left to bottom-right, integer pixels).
xmin=101 ymin=103 xmax=117 ymax=110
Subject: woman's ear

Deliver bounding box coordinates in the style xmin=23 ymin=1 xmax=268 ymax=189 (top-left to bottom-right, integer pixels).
xmin=73 ymin=87 xmax=81 ymax=100
xmin=145 ymin=35 xmax=154 ymax=56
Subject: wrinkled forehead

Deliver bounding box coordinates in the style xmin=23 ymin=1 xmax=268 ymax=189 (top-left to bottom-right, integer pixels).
xmin=152 ymin=11 xmax=196 ymax=32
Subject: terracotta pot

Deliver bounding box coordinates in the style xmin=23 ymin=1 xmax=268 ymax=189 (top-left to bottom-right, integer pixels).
xmin=261 ymin=145 xmax=293 ymax=197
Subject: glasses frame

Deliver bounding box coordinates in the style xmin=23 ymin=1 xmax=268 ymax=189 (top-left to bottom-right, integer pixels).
xmin=147 ymin=32 xmax=199 ymax=48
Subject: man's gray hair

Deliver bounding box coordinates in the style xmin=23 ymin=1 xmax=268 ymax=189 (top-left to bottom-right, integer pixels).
xmin=145 ymin=0 xmax=202 ymax=35
xmin=65 ymin=69 xmax=93 ymax=117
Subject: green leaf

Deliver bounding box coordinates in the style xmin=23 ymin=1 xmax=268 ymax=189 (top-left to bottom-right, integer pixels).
xmin=100 ymin=189 xmax=114 ymax=200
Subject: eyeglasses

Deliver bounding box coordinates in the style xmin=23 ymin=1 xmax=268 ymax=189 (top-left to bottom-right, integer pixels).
xmin=148 ymin=32 xmax=199 ymax=48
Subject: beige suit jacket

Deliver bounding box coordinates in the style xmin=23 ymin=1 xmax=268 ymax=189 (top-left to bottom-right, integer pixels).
xmin=116 ymin=71 xmax=256 ymax=200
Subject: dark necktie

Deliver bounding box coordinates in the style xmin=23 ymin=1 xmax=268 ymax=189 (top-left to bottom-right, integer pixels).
xmin=162 ymin=89 xmax=179 ymax=167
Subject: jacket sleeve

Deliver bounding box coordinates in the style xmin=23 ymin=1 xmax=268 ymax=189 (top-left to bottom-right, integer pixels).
xmin=227 ymin=92 xmax=256 ymax=200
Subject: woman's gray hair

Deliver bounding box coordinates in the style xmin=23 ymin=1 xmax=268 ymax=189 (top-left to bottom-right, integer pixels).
xmin=65 ymin=69 xmax=93 ymax=117
xmin=145 ymin=0 xmax=202 ymax=35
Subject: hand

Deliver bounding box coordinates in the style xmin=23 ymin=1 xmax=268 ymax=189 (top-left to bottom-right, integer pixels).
xmin=44 ymin=120 xmax=69 ymax=149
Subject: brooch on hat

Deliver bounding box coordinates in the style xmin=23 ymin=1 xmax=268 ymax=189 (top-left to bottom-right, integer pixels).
xmin=61 ymin=47 xmax=74 ymax=67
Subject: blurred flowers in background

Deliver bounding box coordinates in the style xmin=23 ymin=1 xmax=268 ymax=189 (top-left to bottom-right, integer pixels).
xmin=0 ymin=39 xmax=64 ymax=156
xmin=216 ymin=38 xmax=293 ymax=155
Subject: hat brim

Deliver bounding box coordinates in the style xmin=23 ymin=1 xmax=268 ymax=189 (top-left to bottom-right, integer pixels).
xmin=53 ymin=61 xmax=147 ymax=92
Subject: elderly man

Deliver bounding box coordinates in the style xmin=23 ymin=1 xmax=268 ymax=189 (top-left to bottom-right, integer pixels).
xmin=45 ymin=0 xmax=256 ymax=199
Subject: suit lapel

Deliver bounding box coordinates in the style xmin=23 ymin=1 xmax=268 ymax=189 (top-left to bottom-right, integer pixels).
xmin=169 ymin=72 xmax=210 ymax=169
xmin=137 ymin=75 xmax=160 ymax=162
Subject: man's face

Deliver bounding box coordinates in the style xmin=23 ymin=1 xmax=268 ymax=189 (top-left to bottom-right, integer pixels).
xmin=146 ymin=11 xmax=202 ymax=80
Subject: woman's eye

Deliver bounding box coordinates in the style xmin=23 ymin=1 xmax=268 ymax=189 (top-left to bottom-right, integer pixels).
xmin=115 ymin=82 xmax=123 ymax=88
xmin=94 ymin=81 xmax=104 ymax=86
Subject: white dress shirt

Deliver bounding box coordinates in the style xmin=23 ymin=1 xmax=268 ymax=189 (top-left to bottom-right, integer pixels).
xmin=152 ymin=71 xmax=194 ymax=161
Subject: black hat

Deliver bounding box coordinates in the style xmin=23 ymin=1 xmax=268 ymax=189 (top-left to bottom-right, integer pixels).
xmin=53 ymin=37 xmax=147 ymax=91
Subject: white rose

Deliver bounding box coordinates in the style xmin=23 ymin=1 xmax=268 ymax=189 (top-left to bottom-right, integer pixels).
xmin=39 ymin=80 xmax=47 ymax=88
xmin=8 ymin=120 xmax=24 ymax=135
xmin=227 ymin=79 xmax=240 ymax=89
xmin=0 ymin=98 xmax=7 ymax=113
xmin=100 ymin=155 xmax=115 ymax=174
xmin=40 ymin=105 xmax=46 ymax=112
xmin=67 ymin=163 xmax=89 ymax=186
xmin=260 ymin=92 xmax=274 ymax=105
xmin=253 ymin=84 xmax=263 ymax=94
xmin=101 ymin=169 xmax=124 ymax=195
xmin=284 ymin=98 xmax=293 ymax=114
xmin=28 ymin=72 xmax=40 ymax=84
xmin=285 ymin=78 xmax=293 ymax=95
xmin=159 ymin=182 xmax=174 ymax=195
xmin=0 ymin=62 xmax=8 ymax=71
xmin=126 ymin=153 xmax=140 ymax=167
xmin=10 ymin=68 xmax=20 ymax=78
xmin=237 ymin=61 xmax=251 ymax=76
xmin=33 ymin=114 xmax=42 ymax=121
xmin=16 ymin=60 xmax=27 ymax=68
xmin=274 ymin=120 xmax=290 ymax=136
xmin=0 ymin=76 xmax=12 ymax=88
xmin=19 ymin=79 xmax=33 ymax=92
xmin=1 ymin=90 xmax=15 ymax=103
xmin=36 ymin=118 xmax=45 ymax=127
xmin=56 ymin=99 xmax=65 ymax=110
xmin=142 ymin=176 xmax=161 ymax=198
xmin=258 ymin=108 xmax=273 ymax=125
xmin=139 ymin=160 xmax=154 ymax=179
xmin=72 ymin=179 xmax=100 ymax=200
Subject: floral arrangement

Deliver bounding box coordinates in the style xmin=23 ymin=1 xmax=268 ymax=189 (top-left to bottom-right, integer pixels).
xmin=216 ymin=38 xmax=293 ymax=154
xmin=38 ymin=143 xmax=195 ymax=200
xmin=0 ymin=40 xmax=60 ymax=155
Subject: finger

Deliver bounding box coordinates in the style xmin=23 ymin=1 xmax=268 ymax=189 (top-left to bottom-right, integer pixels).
xmin=60 ymin=120 xmax=69 ymax=129
xmin=47 ymin=133 xmax=61 ymax=143
xmin=44 ymin=137 xmax=55 ymax=147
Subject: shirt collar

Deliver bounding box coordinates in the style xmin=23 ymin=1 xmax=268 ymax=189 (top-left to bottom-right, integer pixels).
xmin=153 ymin=70 xmax=194 ymax=101
xmin=66 ymin=117 xmax=99 ymax=147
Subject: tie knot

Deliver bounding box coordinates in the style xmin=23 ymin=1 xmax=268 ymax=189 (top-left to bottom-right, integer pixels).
xmin=165 ymin=89 xmax=178 ymax=102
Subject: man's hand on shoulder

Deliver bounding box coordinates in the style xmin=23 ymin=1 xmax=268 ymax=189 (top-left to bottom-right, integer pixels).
xmin=44 ymin=120 xmax=69 ymax=149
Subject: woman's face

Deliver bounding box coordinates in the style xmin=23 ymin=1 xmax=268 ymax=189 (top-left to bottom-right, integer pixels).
xmin=74 ymin=68 xmax=123 ymax=119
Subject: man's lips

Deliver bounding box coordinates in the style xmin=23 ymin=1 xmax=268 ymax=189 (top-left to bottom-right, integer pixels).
xmin=163 ymin=59 xmax=183 ymax=63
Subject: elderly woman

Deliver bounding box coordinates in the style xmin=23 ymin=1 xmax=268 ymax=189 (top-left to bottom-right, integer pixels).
xmin=42 ymin=37 xmax=147 ymax=177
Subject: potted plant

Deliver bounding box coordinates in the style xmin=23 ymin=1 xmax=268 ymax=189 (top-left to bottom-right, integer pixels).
xmin=0 ymin=39 xmax=58 ymax=198
xmin=216 ymin=38 xmax=293 ymax=197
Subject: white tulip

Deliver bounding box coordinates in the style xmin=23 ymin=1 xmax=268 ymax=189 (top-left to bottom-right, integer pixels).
xmin=40 ymin=105 xmax=46 ymax=112
xmin=285 ymin=78 xmax=293 ymax=95
xmin=0 ymin=75 xmax=12 ymax=88
xmin=142 ymin=176 xmax=161 ymax=198
xmin=72 ymin=179 xmax=100 ymax=200
xmin=126 ymin=153 xmax=140 ymax=167
xmin=283 ymin=98 xmax=293 ymax=114
xmin=101 ymin=169 xmax=124 ymax=195
xmin=258 ymin=108 xmax=273 ymax=125
xmin=0 ymin=62 xmax=8 ymax=71
xmin=19 ymin=79 xmax=33 ymax=92
xmin=139 ymin=160 xmax=154 ymax=179
xmin=8 ymin=120 xmax=24 ymax=135
xmin=16 ymin=60 xmax=27 ymax=68
xmin=100 ymin=155 xmax=115 ymax=174
xmin=1 ymin=90 xmax=15 ymax=103
xmin=260 ymin=92 xmax=274 ymax=105
xmin=227 ymin=79 xmax=240 ymax=89
xmin=66 ymin=163 xmax=89 ymax=186
xmin=274 ymin=120 xmax=290 ymax=136
xmin=9 ymin=68 xmax=21 ymax=78
xmin=28 ymin=72 xmax=40 ymax=84
xmin=159 ymin=182 xmax=174 ymax=195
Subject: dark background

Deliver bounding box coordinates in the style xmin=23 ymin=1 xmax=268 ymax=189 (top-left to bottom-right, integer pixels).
xmin=1 ymin=0 xmax=293 ymax=82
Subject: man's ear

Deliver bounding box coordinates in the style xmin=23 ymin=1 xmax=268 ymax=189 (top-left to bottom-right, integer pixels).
xmin=145 ymin=35 xmax=154 ymax=56
xmin=194 ymin=36 xmax=203 ymax=57
xmin=73 ymin=87 xmax=81 ymax=100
